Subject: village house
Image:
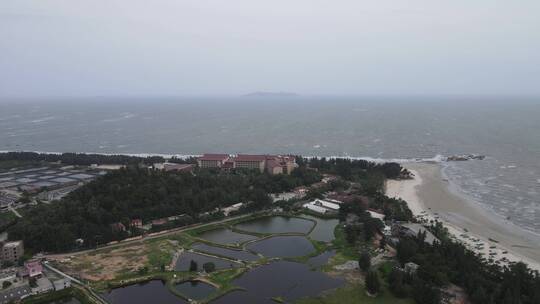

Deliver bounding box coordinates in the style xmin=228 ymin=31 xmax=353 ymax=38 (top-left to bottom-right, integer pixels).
xmin=0 ymin=241 xmax=24 ymax=264
xmin=367 ymin=209 xmax=386 ymax=221
xmin=303 ymin=203 xmax=331 ymax=214
xmin=151 ymin=218 xmax=168 ymax=228
xmin=312 ymin=199 xmax=340 ymax=210
xmin=222 ymin=203 xmax=244 ymax=216
xmin=53 ymin=278 xmax=71 ymax=291
xmin=22 ymin=260 xmax=43 ymax=278
xmin=404 ymin=262 xmax=420 ymax=274
xmin=392 ymin=223 xmax=439 ymax=245
xmin=110 ymin=222 xmax=126 ymax=233
xmin=130 ymin=219 xmax=143 ymax=229
xmin=303 ymin=199 xmax=341 ymax=214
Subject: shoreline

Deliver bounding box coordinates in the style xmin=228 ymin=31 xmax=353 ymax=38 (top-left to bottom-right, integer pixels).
xmin=386 ymin=162 xmax=540 ymax=271
xmin=0 ymin=149 xmax=445 ymax=164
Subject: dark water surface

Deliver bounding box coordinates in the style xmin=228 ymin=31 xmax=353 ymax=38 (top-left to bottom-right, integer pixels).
xmin=103 ymin=280 xmax=186 ymax=304
xmin=234 ymin=216 xmax=314 ymax=234
xmin=173 ymin=280 xmax=216 ymax=301
xmin=174 ymin=252 xmax=241 ymax=271
xmin=212 ymin=261 xmax=344 ymax=304
xmin=191 ymin=243 xmax=259 ymax=261
xmin=303 ymin=215 xmax=339 ymax=242
xmin=247 ymin=236 xmax=315 ymax=258
xmin=196 ymin=228 xmax=257 ymax=245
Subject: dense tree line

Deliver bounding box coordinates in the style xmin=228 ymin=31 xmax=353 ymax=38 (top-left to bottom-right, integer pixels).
xmin=391 ymin=224 xmax=540 ymax=304
xmin=303 ymin=157 xmax=408 ymax=179
xmin=8 ymin=166 xmax=320 ymax=253
xmin=370 ymin=193 xmax=413 ymax=222
xmin=0 ymin=151 xmax=170 ymax=166
xmin=301 ymin=157 xmax=408 ymax=194
xmin=339 ymin=201 xmax=385 ymax=243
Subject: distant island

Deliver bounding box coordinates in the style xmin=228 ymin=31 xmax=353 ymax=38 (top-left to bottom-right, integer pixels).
xmin=243 ymin=91 xmax=299 ymax=98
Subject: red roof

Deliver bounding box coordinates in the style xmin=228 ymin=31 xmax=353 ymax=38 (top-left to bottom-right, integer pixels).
xmin=235 ymin=154 xmax=269 ymax=162
xmin=266 ymin=159 xmax=281 ymax=169
xmin=198 ymin=154 xmax=230 ymax=161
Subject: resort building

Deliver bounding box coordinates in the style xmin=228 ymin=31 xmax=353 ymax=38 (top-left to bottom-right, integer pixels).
xmin=234 ymin=154 xmax=267 ymax=171
xmin=196 ymin=154 xmax=297 ymax=175
xmin=197 ymin=154 xmax=231 ymax=169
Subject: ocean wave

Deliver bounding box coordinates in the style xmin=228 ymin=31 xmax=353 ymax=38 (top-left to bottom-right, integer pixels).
xmin=29 ymin=116 xmax=56 ymax=123
xmin=101 ymin=113 xmax=138 ymax=123
xmin=316 ymin=154 xmax=446 ymax=164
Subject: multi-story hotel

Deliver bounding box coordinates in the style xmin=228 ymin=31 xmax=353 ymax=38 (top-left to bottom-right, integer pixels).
xmin=197 ymin=154 xmax=296 ymax=175
xmin=197 ymin=154 xmax=230 ymax=168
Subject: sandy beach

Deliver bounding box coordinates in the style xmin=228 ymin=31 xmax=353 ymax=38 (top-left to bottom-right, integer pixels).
xmin=386 ymin=162 xmax=540 ymax=271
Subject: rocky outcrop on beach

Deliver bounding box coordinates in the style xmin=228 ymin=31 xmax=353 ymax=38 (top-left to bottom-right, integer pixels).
xmin=446 ymin=154 xmax=485 ymax=161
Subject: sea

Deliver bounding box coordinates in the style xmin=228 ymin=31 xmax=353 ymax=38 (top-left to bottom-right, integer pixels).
xmin=1 ymin=96 xmax=539 ymax=235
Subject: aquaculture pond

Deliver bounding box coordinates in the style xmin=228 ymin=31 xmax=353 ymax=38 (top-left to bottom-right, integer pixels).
xmin=212 ymin=261 xmax=345 ymax=304
xmin=246 ymin=236 xmax=315 ymax=258
xmin=173 ymin=280 xmax=216 ymax=301
xmin=303 ymin=215 xmax=339 ymax=242
xmin=103 ymin=280 xmax=187 ymax=304
xmin=196 ymin=227 xmax=257 ymax=245
xmin=233 ymin=216 xmax=314 ymax=234
xmin=191 ymin=243 xmax=260 ymax=261
xmin=174 ymin=252 xmax=241 ymax=271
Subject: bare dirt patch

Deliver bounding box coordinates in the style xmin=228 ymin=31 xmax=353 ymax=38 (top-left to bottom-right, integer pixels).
xmin=53 ymin=243 xmax=150 ymax=281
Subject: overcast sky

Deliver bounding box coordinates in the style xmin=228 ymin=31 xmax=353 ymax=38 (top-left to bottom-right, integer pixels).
xmin=1 ymin=0 xmax=539 ymax=97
